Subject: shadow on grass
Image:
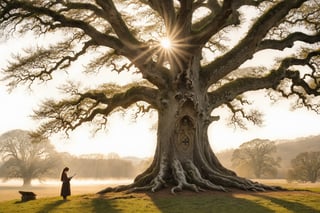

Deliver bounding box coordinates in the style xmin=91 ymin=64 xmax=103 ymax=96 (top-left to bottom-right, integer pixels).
xmin=92 ymin=196 xmax=121 ymax=213
xmin=35 ymin=200 xmax=65 ymax=213
xmin=87 ymin=189 xmax=320 ymax=213
xmin=254 ymin=194 xmax=319 ymax=213
xmin=149 ymin=193 xmax=274 ymax=213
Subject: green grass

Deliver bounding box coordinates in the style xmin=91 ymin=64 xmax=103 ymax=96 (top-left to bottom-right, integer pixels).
xmin=1 ymin=188 xmax=320 ymax=213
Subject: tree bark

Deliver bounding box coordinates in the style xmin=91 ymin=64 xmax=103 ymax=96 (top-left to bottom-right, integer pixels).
xmin=98 ymin=56 xmax=283 ymax=194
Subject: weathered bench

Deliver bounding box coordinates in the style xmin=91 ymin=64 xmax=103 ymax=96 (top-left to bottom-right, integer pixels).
xmin=18 ymin=191 xmax=36 ymax=202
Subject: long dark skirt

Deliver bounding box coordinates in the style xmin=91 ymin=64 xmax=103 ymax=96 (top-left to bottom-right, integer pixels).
xmin=60 ymin=182 xmax=71 ymax=197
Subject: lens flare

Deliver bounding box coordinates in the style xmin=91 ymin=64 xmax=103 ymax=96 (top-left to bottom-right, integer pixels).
xmin=160 ymin=37 xmax=172 ymax=49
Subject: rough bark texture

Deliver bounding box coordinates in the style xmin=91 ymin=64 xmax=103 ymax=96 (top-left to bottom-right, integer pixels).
xmin=98 ymin=56 xmax=282 ymax=195
xmin=98 ymin=113 xmax=281 ymax=194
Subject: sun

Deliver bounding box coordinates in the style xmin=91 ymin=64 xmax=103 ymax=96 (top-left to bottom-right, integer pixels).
xmin=160 ymin=37 xmax=172 ymax=49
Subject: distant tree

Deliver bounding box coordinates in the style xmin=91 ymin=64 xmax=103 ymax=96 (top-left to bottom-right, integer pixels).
xmin=106 ymin=152 xmax=120 ymax=159
xmin=69 ymin=157 xmax=135 ymax=178
xmin=0 ymin=129 xmax=61 ymax=186
xmin=232 ymin=139 xmax=280 ymax=178
xmin=79 ymin=153 xmax=107 ymax=159
xmin=287 ymin=151 xmax=320 ymax=183
xmin=1 ymin=0 xmax=319 ymax=193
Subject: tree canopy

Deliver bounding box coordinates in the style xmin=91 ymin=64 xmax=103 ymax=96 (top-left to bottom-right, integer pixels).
xmin=1 ymin=0 xmax=319 ymax=135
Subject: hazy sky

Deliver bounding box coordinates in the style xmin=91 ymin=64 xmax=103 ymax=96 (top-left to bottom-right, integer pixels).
xmin=1 ymin=83 xmax=319 ymax=158
xmin=1 ymin=33 xmax=320 ymax=158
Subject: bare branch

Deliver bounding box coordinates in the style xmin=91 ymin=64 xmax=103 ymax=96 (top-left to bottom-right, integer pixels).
xmin=225 ymin=100 xmax=264 ymax=130
xmin=1 ymin=38 xmax=96 ymax=90
xmin=95 ymin=0 xmax=141 ymax=45
xmin=142 ymin=0 xmax=175 ymax=31
xmin=192 ymin=0 xmax=234 ymax=45
xmin=33 ymin=84 xmax=160 ymax=136
xmin=202 ymin=0 xmax=309 ymax=88
xmin=1 ymin=1 xmax=124 ymax=50
xmin=208 ymin=49 xmax=320 ymax=112
xmin=257 ymin=32 xmax=320 ymax=51
xmin=276 ymin=51 xmax=320 ymax=113
xmin=0 ymin=1 xmax=172 ymax=90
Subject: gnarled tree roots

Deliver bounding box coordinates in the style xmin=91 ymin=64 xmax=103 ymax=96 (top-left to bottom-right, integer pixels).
xmin=97 ymin=158 xmax=283 ymax=195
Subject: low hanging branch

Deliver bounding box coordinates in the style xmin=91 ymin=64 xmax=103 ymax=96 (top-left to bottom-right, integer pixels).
xmin=2 ymin=39 xmax=96 ymax=90
xmin=33 ymin=84 xmax=160 ymax=136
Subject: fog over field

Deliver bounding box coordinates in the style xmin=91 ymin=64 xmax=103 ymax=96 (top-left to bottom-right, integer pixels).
xmin=1 ymin=178 xmax=319 ymax=202
xmin=0 ymin=178 xmax=132 ymax=202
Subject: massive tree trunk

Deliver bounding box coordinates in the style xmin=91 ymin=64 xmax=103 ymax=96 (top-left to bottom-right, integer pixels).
xmin=99 ymin=98 xmax=280 ymax=194
xmin=99 ymin=55 xmax=281 ymax=194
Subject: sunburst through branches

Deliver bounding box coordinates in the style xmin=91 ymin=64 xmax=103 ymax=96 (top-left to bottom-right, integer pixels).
xmin=132 ymin=25 xmax=194 ymax=72
xmin=160 ymin=37 xmax=172 ymax=49
xmin=154 ymin=34 xmax=192 ymax=71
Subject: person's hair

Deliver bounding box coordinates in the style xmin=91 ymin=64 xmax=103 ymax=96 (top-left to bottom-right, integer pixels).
xmin=61 ymin=167 xmax=69 ymax=181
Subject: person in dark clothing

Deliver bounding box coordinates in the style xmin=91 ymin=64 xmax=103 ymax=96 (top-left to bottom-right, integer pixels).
xmin=60 ymin=167 xmax=75 ymax=200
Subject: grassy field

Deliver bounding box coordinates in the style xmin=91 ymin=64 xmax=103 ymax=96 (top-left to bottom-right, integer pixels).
xmin=0 ymin=180 xmax=319 ymax=213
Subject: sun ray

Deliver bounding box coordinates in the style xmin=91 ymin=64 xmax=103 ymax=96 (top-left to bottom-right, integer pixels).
xmin=131 ymin=23 xmax=196 ymax=74
xmin=160 ymin=37 xmax=172 ymax=49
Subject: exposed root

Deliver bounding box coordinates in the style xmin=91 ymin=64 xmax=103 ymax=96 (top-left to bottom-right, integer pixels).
xmin=126 ymin=175 xmax=166 ymax=193
xmin=171 ymin=159 xmax=199 ymax=194
xmin=126 ymin=185 xmax=152 ymax=193
xmin=184 ymin=160 xmax=228 ymax=192
xmin=97 ymin=187 xmax=113 ymax=194
xmin=150 ymin=156 xmax=169 ymax=192
xmin=97 ymin=158 xmax=284 ymax=195
xmin=198 ymin=160 xmax=285 ymax=192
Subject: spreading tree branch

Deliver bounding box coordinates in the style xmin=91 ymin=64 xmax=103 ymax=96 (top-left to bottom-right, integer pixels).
xmin=225 ymin=101 xmax=264 ymax=129
xmin=2 ymin=38 xmax=96 ymax=90
xmin=33 ymin=85 xmax=160 ymax=136
xmin=208 ymin=49 xmax=320 ymax=111
xmin=202 ymin=0 xmax=309 ymax=88
xmin=192 ymin=0 xmax=270 ymax=44
xmin=192 ymin=0 xmax=234 ymax=45
xmin=95 ymin=0 xmax=140 ymax=45
xmin=0 ymin=0 xmax=170 ymax=89
xmin=0 ymin=0 xmax=123 ymax=49
xmin=142 ymin=0 xmax=175 ymax=31
xmin=257 ymin=32 xmax=320 ymax=51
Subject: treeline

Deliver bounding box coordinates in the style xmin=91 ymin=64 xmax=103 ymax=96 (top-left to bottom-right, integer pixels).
xmin=1 ymin=129 xmax=318 ymax=184
xmin=216 ymin=135 xmax=320 ymax=181
xmin=0 ymin=152 xmax=150 ymax=180
xmin=57 ymin=153 xmax=138 ymax=179
xmin=0 ymin=152 xmax=149 ymax=181
xmin=41 ymin=152 xmax=151 ymax=180
xmin=0 ymin=129 xmax=151 ymax=184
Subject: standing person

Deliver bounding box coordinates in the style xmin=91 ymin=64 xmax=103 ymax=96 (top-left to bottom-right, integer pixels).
xmin=60 ymin=167 xmax=75 ymax=200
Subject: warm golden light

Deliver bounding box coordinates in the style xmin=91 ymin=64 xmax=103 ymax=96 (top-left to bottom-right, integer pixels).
xmin=160 ymin=37 xmax=172 ymax=49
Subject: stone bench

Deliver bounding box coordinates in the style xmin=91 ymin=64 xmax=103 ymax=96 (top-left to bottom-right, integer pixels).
xmin=18 ymin=191 xmax=36 ymax=202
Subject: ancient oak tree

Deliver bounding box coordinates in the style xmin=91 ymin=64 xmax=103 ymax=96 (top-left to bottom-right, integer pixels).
xmin=1 ymin=0 xmax=319 ymax=193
